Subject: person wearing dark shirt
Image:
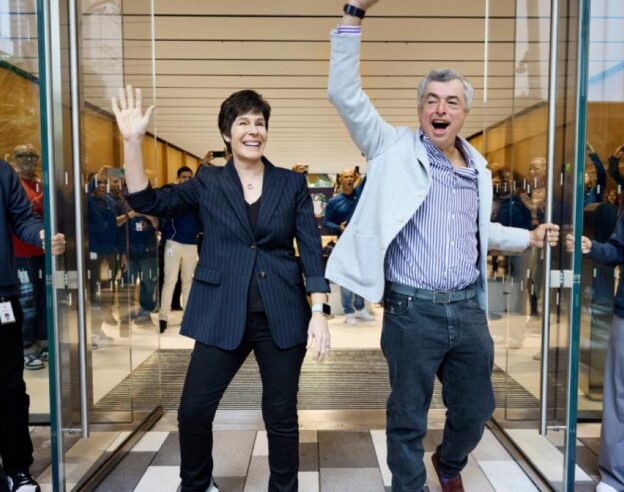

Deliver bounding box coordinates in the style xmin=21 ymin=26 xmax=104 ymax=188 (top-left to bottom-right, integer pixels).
xmin=87 ymin=171 xmax=119 ymax=343
xmin=0 ymin=159 xmax=64 ymax=492
xmin=588 ymin=142 xmax=624 ymax=192
xmin=124 ymin=208 xmax=159 ymax=326
xmin=324 ymin=168 xmax=374 ymax=325
xmin=585 ymin=141 xmax=607 ymax=206
xmin=159 ymin=167 xmax=200 ymax=333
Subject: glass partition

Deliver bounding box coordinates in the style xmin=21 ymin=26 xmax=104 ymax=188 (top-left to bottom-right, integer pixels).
xmin=479 ymin=0 xmax=588 ymax=489
xmin=36 ymin=0 xmax=162 ymax=489
xmin=0 ymin=0 xmax=50 ymax=421
xmin=577 ymin=0 xmax=624 ymax=419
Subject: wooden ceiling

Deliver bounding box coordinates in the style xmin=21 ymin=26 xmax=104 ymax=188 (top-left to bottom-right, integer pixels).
xmin=5 ymin=0 xmax=623 ymax=172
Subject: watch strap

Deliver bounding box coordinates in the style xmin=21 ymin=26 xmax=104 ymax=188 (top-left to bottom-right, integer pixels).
xmin=343 ymin=3 xmax=366 ymax=19
xmin=311 ymin=303 xmax=331 ymax=316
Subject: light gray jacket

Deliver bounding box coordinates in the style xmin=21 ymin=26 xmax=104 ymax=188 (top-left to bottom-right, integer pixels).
xmin=325 ymin=32 xmax=529 ymax=309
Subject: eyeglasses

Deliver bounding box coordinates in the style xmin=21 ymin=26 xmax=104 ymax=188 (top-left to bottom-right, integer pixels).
xmin=16 ymin=153 xmax=39 ymax=160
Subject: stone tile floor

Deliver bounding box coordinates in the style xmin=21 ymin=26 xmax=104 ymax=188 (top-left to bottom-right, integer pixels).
xmin=93 ymin=411 xmax=550 ymax=492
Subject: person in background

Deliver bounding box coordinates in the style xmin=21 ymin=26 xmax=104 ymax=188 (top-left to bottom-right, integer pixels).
xmin=523 ymin=157 xmax=547 ymax=341
xmin=87 ymin=169 xmax=119 ymax=345
xmin=324 ymin=168 xmax=374 ymax=324
xmin=567 ymin=229 xmax=624 ymax=492
xmin=10 ymin=145 xmax=48 ymax=370
xmin=158 ymin=166 xmax=200 ymax=333
xmin=122 ymin=207 xmax=159 ymax=326
xmin=0 ymin=158 xmax=64 ymax=492
xmin=585 ymin=142 xmax=606 ymax=207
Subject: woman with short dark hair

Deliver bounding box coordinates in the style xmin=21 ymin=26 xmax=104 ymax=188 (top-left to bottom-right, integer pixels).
xmin=112 ymin=86 xmax=331 ymax=492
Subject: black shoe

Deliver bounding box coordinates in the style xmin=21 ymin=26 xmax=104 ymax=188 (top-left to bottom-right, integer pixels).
xmin=7 ymin=470 xmax=40 ymax=492
xmin=159 ymin=320 xmax=167 ymax=334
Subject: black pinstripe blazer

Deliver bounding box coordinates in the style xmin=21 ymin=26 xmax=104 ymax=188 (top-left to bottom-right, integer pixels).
xmin=126 ymin=158 xmax=330 ymax=349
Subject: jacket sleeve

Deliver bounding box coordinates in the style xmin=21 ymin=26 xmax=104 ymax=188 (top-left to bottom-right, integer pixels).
xmin=7 ymin=166 xmax=43 ymax=247
xmin=327 ymin=32 xmax=399 ymax=160
xmin=293 ymin=174 xmax=330 ymax=294
xmin=608 ymin=156 xmax=624 ymax=186
xmin=588 ymin=152 xmax=606 ymax=201
xmin=487 ymin=221 xmax=530 ymax=252
xmin=587 ymin=214 xmax=624 ymax=266
xmin=125 ymin=166 xmax=207 ymax=218
xmin=323 ymin=198 xmax=342 ymax=235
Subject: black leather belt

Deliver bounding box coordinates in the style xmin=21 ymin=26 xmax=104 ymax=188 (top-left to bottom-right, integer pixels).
xmin=387 ymin=282 xmax=476 ymax=304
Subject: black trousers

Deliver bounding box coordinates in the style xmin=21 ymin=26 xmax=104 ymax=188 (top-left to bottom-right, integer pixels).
xmin=0 ymin=296 xmax=34 ymax=473
xmin=178 ymin=311 xmax=306 ymax=492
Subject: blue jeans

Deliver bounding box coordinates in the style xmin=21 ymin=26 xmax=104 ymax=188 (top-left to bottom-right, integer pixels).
xmin=381 ymin=288 xmax=495 ymax=491
xmin=15 ymin=256 xmax=46 ymax=348
xmin=340 ymin=286 xmax=365 ymax=314
xmin=127 ymin=256 xmax=158 ymax=313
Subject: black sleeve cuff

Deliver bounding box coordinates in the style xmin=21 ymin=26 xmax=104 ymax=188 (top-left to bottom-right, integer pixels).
xmin=124 ymin=183 xmax=155 ymax=211
xmin=305 ymin=275 xmax=331 ymax=294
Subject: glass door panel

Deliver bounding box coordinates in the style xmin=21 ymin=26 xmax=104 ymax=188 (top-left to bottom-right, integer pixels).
xmin=38 ymin=0 xmax=161 ymax=489
xmin=0 ymin=0 xmax=51 ymax=421
xmin=577 ymin=0 xmax=624 ymax=419
xmin=481 ymin=0 xmax=588 ymax=489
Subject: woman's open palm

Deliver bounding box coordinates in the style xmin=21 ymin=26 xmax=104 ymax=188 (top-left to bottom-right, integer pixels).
xmin=111 ymin=85 xmax=154 ymax=140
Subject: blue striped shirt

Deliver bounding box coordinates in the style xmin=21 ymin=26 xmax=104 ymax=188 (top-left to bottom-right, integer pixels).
xmin=385 ymin=131 xmax=480 ymax=291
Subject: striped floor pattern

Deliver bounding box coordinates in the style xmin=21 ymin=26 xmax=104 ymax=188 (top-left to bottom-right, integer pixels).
xmin=94 ymin=412 xmax=541 ymax=492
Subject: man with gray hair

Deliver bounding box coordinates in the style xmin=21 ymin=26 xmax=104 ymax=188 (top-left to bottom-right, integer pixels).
xmin=327 ymin=1 xmax=560 ymax=491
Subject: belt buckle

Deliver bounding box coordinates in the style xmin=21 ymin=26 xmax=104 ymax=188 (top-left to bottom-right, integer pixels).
xmin=432 ymin=291 xmax=452 ymax=304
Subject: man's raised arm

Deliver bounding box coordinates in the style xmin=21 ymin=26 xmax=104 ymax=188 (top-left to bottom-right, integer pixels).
xmin=328 ymin=0 xmax=397 ymax=160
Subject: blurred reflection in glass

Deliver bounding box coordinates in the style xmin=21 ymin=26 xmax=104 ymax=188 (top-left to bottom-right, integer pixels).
xmin=87 ymin=170 xmax=119 ymax=346
xmin=526 ymin=157 xmax=547 ymax=344
xmin=120 ymin=205 xmax=158 ymax=327
xmin=11 ymin=144 xmax=48 ymax=370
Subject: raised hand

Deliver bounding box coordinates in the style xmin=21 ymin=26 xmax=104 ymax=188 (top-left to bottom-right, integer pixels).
xmin=111 ymin=85 xmax=154 ymax=141
xmin=586 ymin=141 xmax=595 ymax=154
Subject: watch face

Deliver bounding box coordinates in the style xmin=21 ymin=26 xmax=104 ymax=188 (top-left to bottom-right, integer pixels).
xmin=323 ymin=303 xmax=332 ymax=316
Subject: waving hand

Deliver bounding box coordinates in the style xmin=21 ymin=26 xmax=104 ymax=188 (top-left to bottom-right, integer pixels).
xmin=111 ymin=86 xmax=154 ymax=141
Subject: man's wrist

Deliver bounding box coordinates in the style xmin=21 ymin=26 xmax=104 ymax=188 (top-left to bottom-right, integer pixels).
xmin=343 ymin=3 xmax=366 ymax=19
xmin=341 ymin=3 xmax=365 ymax=26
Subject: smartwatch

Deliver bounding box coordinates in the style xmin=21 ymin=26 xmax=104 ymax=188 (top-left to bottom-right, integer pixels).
xmin=343 ymin=3 xmax=366 ymax=19
xmin=311 ymin=303 xmax=332 ymax=317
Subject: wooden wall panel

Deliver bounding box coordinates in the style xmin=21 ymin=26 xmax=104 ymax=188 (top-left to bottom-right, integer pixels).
xmin=84 ymin=108 xmax=116 ymax=175
xmin=0 ymin=67 xmax=41 ymax=162
xmin=1 ymin=65 xmax=200 ymax=188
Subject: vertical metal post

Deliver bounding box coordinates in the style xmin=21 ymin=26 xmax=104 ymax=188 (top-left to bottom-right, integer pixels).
xmin=564 ymin=0 xmax=591 ymax=488
xmin=37 ymin=0 xmax=65 ymax=489
xmin=67 ymin=0 xmax=90 ymax=438
xmin=539 ymin=0 xmax=561 ymax=436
